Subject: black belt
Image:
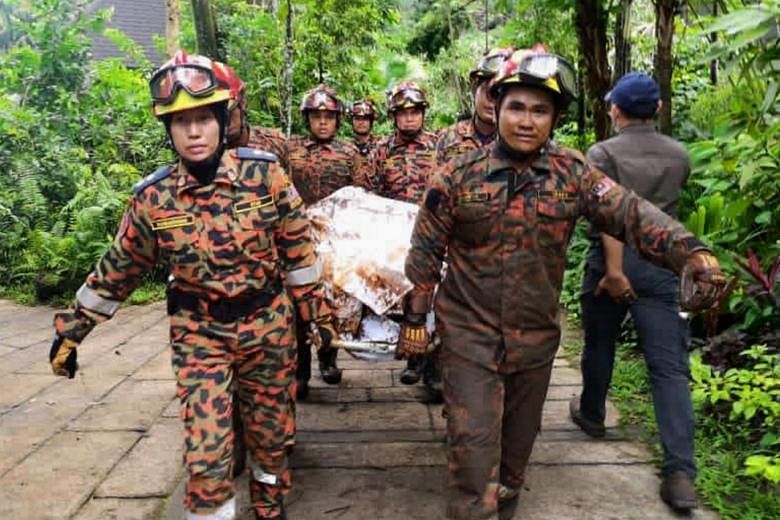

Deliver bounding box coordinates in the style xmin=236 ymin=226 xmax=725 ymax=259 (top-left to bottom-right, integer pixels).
xmin=167 ymin=279 xmax=283 ymax=322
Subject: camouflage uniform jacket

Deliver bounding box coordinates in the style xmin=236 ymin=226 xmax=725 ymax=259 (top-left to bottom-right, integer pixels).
xmin=285 ymin=135 xmax=371 ymax=205
xmin=405 ymin=141 xmax=706 ymax=372
xmin=247 ymin=127 xmax=289 ymax=171
xmin=56 ymin=149 xmax=329 ymax=340
xmin=435 ymin=118 xmax=495 ymax=163
xmin=371 ymin=130 xmax=438 ymax=203
xmin=352 ymin=134 xmax=380 ymax=157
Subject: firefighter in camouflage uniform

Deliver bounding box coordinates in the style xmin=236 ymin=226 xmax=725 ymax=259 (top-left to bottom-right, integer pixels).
xmin=435 ymin=46 xmax=514 ymax=162
xmin=420 ymin=47 xmax=516 ymax=403
xmin=49 ymin=51 xmax=335 ymax=520
xmin=396 ymin=49 xmax=727 ymax=520
xmin=285 ymin=84 xmax=371 ymax=398
xmin=370 ymin=80 xmax=438 ymax=386
xmin=349 ymin=98 xmax=380 ymax=156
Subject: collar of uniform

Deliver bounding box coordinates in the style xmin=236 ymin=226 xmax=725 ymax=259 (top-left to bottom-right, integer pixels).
xmin=390 ymin=130 xmax=426 ymax=150
xmin=175 ymin=152 xmax=241 ymax=195
xmin=487 ymin=140 xmax=554 ymax=177
xmin=304 ymin=135 xmax=334 ymax=149
xmin=619 ymin=121 xmax=656 ymax=134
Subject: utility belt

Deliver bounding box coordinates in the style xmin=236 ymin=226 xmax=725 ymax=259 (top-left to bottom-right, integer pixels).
xmin=167 ymin=279 xmax=283 ymax=322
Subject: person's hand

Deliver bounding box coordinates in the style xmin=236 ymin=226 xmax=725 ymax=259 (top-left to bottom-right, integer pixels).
xmin=396 ymin=318 xmax=429 ymax=358
xmin=307 ymin=317 xmax=337 ymax=351
xmin=595 ymin=271 xmax=637 ymax=305
xmin=49 ymin=335 xmax=79 ymax=378
xmin=680 ymin=251 xmax=727 ymax=312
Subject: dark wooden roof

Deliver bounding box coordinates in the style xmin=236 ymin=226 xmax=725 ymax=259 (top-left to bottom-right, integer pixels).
xmin=87 ymin=0 xmax=166 ymax=66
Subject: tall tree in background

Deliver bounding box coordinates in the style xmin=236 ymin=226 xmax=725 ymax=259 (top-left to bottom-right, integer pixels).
xmin=191 ymin=0 xmax=223 ymax=59
xmin=574 ymin=0 xmax=612 ymax=140
xmin=654 ymin=0 xmax=678 ymax=135
xmin=613 ymin=0 xmax=633 ymax=81
xmin=283 ymin=0 xmax=294 ymax=135
xmin=166 ymin=0 xmax=181 ymax=57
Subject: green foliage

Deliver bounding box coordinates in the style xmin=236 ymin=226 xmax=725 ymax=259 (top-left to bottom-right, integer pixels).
xmin=0 ymin=0 xmax=168 ymax=300
xmin=691 ymin=345 xmax=780 ymax=498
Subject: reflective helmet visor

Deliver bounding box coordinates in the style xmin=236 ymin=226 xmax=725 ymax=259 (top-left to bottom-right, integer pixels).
xmin=517 ymin=53 xmax=578 ymax=98
xmin=389 ymin=89 xmax=426 ymax=110
xmin=150 ymin=65 xmax=217 ymax=105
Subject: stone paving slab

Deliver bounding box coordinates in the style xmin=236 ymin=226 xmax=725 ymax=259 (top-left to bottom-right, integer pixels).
xmin=73 ymin=497 xmax=166 ymax=520
xmin=0 ymin=372 xmax=56 ymax=409
xmin=0 ymin=430 xmax=139 ymax=520
xmin=296 ymin=401 xmax=433 ymax=431
xmin=133 ymin=349 xmax=176 ymax=381
xmin=95 ymin=418 xmax=184 ymax=498
xmin=69 ymin=379 xmax=175 ymax=432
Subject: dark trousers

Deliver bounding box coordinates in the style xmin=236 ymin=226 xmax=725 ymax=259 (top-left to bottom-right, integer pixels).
xmin=443 ymin=351 xmax=553 ymax=520
xmin=580 ymin=249 xmax=695 ymax=478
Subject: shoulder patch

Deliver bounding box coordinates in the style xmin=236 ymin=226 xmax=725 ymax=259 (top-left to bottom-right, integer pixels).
xmin=236 ymin=147 xmax=278 ymax=162
xmin=133 ymin=165 xmax=172 ymax=195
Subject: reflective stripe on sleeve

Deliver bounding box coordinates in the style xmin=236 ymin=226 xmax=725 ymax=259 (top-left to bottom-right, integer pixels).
xmin=76 ymin=284 xmax=121 ymax=317
xmin=250 ymin=461 xmax=280 ymax=486
xmin=185 ymin=497 xmax=236 ymax=520
xmin=285 ymin=259 xmax=322 ymax=286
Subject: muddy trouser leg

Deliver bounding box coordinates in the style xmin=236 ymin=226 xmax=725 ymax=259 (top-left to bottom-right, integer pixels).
xmin=498 ymin=362 xmax=554 ymax=520
xmin=442 ymin=351 xmax=504 ymax=520
xmin=171 ymin=311 xmax=237 ymax=518
xmin=238 ymin=304 xmax=297 ymax=519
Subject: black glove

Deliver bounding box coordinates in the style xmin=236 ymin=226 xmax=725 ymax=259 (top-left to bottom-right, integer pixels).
xmin=49 ymin=335 xmax=79 ymax=378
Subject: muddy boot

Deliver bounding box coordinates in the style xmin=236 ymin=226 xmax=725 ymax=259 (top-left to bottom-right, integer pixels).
xmin=400 ymin=355 xmax=421 ymax=385
xmin=318 ymin=347 xmax=342 ymax=384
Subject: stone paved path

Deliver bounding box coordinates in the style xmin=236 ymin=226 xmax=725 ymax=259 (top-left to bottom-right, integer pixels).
xmin=0 ymin=300 xmax=718 ymax=519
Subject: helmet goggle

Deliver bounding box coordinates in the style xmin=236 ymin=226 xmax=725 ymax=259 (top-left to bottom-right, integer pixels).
xmin=150 ymin=64 xmax=218 ymax=105
xmin=351 ymin=102 xmax=374 ymax=117
xmin=474 ymin=54 xmax=507 ymax=77
xmin=389 ymin=89 xmax=426 ymax=110
xmin=516 ymin=53 xmax=578 ymax=98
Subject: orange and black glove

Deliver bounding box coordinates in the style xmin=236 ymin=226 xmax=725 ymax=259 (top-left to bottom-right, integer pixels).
xmin=49 ymin=335 xmax=79 ymax=378
xmin=307 ymin=316 xmax=337 ymax=351
xmin=680 ymin=251 xmax=728 ymax=312
xmin=396 ymin=314 xmax=429 ymax=359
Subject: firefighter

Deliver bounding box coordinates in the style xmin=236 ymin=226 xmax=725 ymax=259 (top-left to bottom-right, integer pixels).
xmin=349 ymin=98 xmax=380 ymax=156
xmin=49 ymin=51 xmax=335 ymax=520
xmin=285 ymin=84 xmax=371 ymax=398
xmin=435 ymin=46 xmax=514 ymax=161
xmin=397 ymin=49 xmax=727 ymax=520
xmin=371 ymin=80 xmax=438 ymax=387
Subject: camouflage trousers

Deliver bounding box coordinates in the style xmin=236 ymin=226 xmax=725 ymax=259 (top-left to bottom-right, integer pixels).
xmin=442 ymin=350 xmax=553 ymax=520
xmin=170 ymin=296 xmax=297 ymax=519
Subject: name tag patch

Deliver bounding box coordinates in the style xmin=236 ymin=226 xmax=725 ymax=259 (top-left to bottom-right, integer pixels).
xmin=537 ymin=190 xmax=578 ymax=202
xmin=151 ymin=214 xmax=195 ymax=230
xmin=458 ymin=191 xmax=490 ymax=203
xmin=234 ymin=195 xmax=274 ymax=214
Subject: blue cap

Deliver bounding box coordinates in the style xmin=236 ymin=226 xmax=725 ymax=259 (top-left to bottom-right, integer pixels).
xmin=605 ymin=72 xmax=660 ymax=118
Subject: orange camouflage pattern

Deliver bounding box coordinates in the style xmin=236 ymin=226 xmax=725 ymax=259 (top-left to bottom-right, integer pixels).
xmin=352 ymin=133 xmax=380 ymax=157
xmin=435 ymin=119 xmax=495 ymax=163
xmin=406 ymin=141 xmax=707 ymax=373
xmin=370 ymin=130 xmax=438 ymax=203
xmin=285 ymin=135 xmax=372 ymax=204
xmin=55 ymin=149 xmax=330 ymax=518
xmin=247 ymin=126 xmax=289 ymax=171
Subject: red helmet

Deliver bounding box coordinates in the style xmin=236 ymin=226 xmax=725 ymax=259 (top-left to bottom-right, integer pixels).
xmin=469 ymin=46 xmax=514 ymax=83
xmin=489 ymin=46 xmax=578 ymax=106
xmin=149 ymin=50 xmax=231 ymax=117
xmin=300 ymin=84 xmax=344 ymax=115
xmin=386 ymin=81 xmax=428 ymax=113
xmin=349 ymin=99 xmax=378 ymax=120
xmin=212 ymin=60 xmax=245 ymax=106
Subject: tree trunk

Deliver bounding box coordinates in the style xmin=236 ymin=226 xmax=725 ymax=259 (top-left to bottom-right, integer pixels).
xmin=283 ymin=0 xmax=294 ymax=136
xmin=190 ymin=0 xmax=222 ymax=60
xmin=654 ymin=0 xmax=677 ymax=135
xmin=709 ymin=1 xmax=718 ymax=85
xmin=574 ymin=0 xmax=612 ymax=141
xmin=613 ymin=0 xmax=633 ymax=82
xmin=165 ymin=0 xmax=180 ymax=58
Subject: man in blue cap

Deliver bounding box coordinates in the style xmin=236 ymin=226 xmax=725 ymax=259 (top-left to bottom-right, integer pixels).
xmin=569 ymin=72 xmax=700 ymax=512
